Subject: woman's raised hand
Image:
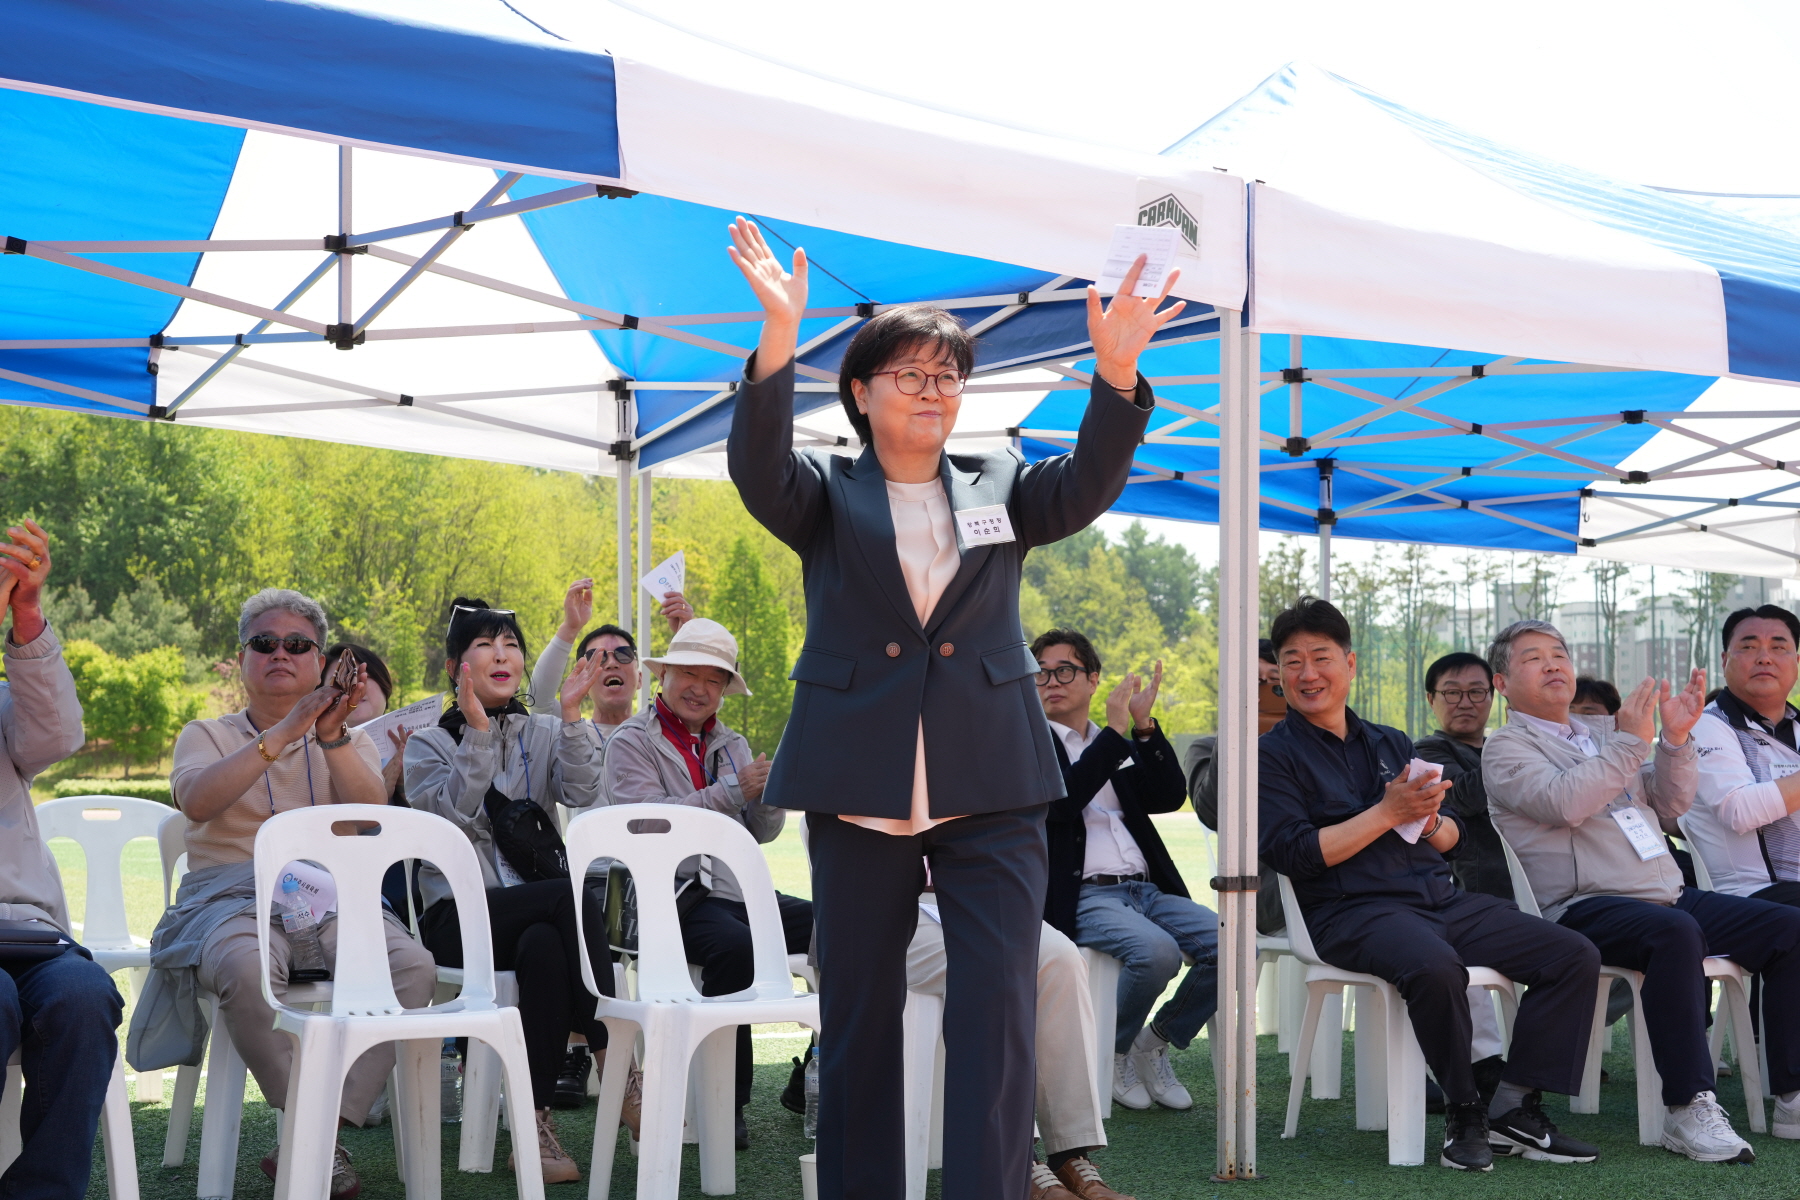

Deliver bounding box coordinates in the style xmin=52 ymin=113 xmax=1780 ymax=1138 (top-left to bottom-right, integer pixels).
xmin=1087 ymin=255 xmax=1186 ymax=393
xmin=728 ymin=218 xmax=808 ymax=329
xmin=457 ymin=661 xmax=490 ymax=733
xmin=728 ymin=217 xmax=808 ymax=381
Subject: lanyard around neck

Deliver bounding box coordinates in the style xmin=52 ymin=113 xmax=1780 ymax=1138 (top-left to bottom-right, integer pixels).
xmin=246 ymin=712 xmax=316 ymax=814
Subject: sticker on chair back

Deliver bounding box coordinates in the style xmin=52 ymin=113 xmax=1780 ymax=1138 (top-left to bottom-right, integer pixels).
xmin=955 ymin=505 xmax=1015 ymax=546
xmin=1610 ymin=807 xmax=1669 ymax=862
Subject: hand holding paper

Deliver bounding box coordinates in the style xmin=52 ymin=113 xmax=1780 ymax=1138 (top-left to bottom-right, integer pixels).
xmin=356 ymin=693 xmax=445 ymax=766
xmin=640 ymin=550 xmax=686 ymax=603
xmin=1393 ymin=758 xmax=1445 ymax=844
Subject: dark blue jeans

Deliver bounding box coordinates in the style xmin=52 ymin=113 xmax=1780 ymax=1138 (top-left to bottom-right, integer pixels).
xmin=1561 ymin=887 xmax=1800 ymax=1106
xmin=0 ymin=950 xmax=123 ymax=1200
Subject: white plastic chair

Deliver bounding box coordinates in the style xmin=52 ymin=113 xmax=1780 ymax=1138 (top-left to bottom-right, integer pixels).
xmin=37 ymin=794 xmax=168 ymax=1099
xmin=1276 ymin=875 xmax=1518 ymax=1166
xmin=566 ymin=804 xmax=821 ymax=1200
xmin=4 ymin=796 xmax=152 ymax=1200
xmin=1499 ymin=833 xmax=1764 ymax=1142
xmin=251 ymin=804 xmax=543 ymax=1200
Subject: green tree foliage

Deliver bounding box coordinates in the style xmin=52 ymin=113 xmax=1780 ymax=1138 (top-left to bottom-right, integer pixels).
xmin=42 ymin=576 xmax=207 ymax=679
xmin=1117 ymin=522 xmax=1204 ymax=642
xmin=711 ymin=535 xmax=794 ymax=756
xmin=61 ymin=641 xmax=201 ymax=774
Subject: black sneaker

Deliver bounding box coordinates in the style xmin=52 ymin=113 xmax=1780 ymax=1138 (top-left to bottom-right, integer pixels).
xmin=1442 ymin=1102 xmax=1494 ymax=1171
xmin=1472 ymin=1056 xmax=1507 ymax=1110
xmin=552 ymin=1043 xmax=591 ymax=1109
xmin=780 ymin=1046 xmax=813 ymax=1115
xmin=1490 ymin=1091 xmax=1599 ymax=1163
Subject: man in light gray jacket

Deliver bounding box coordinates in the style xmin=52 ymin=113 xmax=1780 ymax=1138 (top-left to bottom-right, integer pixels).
xmin=0 ymin=520 xmax=125 ymax=1199
xmin=1485 ymin=617 xmax=1800 ymax=1163
xmin=604 ymin=617 xmax=811 ymax=1150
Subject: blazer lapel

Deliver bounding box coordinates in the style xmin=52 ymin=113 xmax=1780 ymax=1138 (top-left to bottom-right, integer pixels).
xmin=840 ymin=448 xmax=924 ymax=637
xmin=924 ymin=454 xmax=997 ymax=637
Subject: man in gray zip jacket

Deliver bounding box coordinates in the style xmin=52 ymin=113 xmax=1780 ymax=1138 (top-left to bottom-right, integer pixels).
xmin=1484 ymin=617 xmax=1800 ymax=1163
xmin=603 ymin=617 xmax=812 ymax=1148
xmin=0 ymin=520 xmax=125 ymax=1199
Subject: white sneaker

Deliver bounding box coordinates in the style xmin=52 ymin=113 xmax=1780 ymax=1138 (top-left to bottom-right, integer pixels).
xmin=1112 ymin=1052 xmax=1151 ymax=1110
xmin=1130 ymin=1041 xmax=1193 ymax=1110
xmin=1661 ymin=1091 xmax=1755 ymax=1163
xmin=1774 ymin=1091 xmax=1800 ymax=1140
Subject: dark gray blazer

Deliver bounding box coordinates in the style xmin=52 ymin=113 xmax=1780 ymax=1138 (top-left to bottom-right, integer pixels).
xmin=728 ymin=357 xmax=1154 ymax=820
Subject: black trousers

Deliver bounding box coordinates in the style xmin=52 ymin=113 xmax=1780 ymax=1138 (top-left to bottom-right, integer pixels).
xmin=1311 ymin=890 xmax=1600 ymax=1105
xmin=677 ymin=892 xmax=815 ymax=1109
xmin=419 ymin=879 xmax=614 ymax=1109
xmin=809 ymin=805 xmax=1047 ymax=1200
xmin=1561 ymin=887 xmax=1800 ymax=1105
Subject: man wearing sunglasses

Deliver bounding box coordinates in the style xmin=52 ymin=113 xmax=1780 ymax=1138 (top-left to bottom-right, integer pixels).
xmin=1034 ymin=629 xmax=1214 ymax=1130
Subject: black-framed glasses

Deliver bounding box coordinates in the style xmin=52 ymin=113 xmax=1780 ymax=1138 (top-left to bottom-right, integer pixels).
xmin=1434 ymin=687 xmax=1491 ymax=705
xmin=242 ymin=634 xmax=321 ymax=656
xmin=872 ymin=367 xmax=966 ymax=397
xmin=1035 ymin=664 xmax=1083 ymax=687
xmin=582 ymin=645 xmax=638 ymax=665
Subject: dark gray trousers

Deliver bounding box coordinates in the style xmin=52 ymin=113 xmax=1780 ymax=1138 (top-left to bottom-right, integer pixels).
xmin=808 ymin=804 xmax=1047 ymax=1200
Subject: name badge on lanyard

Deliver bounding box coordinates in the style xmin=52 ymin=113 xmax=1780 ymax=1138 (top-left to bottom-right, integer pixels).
xmin=1611 ymin=805 xmax=1669 ymax=862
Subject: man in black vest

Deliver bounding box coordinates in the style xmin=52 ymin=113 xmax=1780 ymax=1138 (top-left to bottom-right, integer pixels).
xmin=1036 ymin=629 xmax=1215 ymax=1114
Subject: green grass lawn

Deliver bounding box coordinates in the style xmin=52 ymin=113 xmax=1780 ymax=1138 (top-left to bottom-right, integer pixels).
xmin=51 ymin=813 xmax=1800 ymax=1197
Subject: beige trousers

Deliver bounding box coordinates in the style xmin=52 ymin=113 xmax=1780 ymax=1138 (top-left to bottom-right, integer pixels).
xmin=196 ymin=910 xmax=438 ymax=1125
xmin=905 ymin=906 xmax=1104 ymax=1154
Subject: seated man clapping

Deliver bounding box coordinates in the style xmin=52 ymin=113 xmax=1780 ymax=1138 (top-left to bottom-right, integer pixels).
xmin=140 ymin=589 xmax=436 ymax=1199
xmin=0 ymin=521 xmax=126 ymax=1200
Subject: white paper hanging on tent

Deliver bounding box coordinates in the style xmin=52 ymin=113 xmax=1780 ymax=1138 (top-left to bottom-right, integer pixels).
xmin=640 ymin=550 xmax=686 ymax=601
xmin=1097 ymin=225 xmax=1181 ymax=298
xmin=357 ymin=693 xmax=444 ymax=766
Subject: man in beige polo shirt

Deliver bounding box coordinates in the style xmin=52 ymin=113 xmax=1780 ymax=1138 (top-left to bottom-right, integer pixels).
xmin=150 ymin=588 xmax=435 ymax=1199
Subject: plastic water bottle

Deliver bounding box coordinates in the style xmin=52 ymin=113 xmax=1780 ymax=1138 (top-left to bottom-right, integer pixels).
xmin=440 ymin=1039 xmax=463 ymax=1124
xmin=279 ymin=876 xmax=330 ymax=982
xmin=803 ymin=1044 xmax=821 ymax=1139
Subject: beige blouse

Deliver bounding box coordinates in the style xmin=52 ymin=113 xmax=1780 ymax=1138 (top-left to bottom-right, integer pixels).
xmin=842 ymin=479 xmax=963 ymax=837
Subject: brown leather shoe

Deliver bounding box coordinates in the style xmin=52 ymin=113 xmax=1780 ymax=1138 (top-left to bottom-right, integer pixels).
xmin=508 ymin=1108 xmax=581 ymax=1184
xmin=1030 ymin=1160 xmax=1081 ymax=1200
xmin=620 ymin=1061 xmax=643 ymax=1139
xmin=1055 ymin=1156 xmax=1137 ymax=1200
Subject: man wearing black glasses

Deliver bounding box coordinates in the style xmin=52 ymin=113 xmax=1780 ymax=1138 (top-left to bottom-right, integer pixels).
xmin=1033 ymin=628 xmax=1214 ymax=1131
xmin=1416 ymin=652 xmax=1513 ymax=903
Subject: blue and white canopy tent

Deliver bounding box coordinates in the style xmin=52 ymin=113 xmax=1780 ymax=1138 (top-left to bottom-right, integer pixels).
xmin=1016 ymin=63 xmax=1800 ymax=582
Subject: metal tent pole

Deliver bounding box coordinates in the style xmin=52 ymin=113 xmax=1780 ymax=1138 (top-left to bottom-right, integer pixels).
xmin=1214 ymin=306 xmax=1259 ymax=1181
xmin=337 ymin=147 xmax=352 ymax=327
xmin=614 ymin=386 xmax=633 ymax=627
xmin=637 ymin=467 xmax=654 ymax=708
xmin=1318 ymin=459 xmax=1335 ymax=600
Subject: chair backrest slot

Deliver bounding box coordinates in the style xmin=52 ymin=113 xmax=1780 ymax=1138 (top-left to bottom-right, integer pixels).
xmin=566 ymin=804 xmax=795 ymax=1004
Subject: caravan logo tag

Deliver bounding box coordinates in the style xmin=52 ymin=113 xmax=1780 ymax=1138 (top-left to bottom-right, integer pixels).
xmin=1137 ymin=193 xmax=1198 ymax=252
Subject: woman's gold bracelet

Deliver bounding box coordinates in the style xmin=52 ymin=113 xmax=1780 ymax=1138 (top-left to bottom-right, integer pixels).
xmin=255 ymin=736 xmax=279 ymax=763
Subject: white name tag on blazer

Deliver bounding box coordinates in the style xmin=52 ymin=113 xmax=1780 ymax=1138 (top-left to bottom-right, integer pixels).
xmin=1611 ymin=806 xmax=1670 ymax=862
xmin=955 ymin=504 xmax=1015 ymax=546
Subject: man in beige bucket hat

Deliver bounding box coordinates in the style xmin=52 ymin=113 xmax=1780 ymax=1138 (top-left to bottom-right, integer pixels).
xmin=605 ymin=616 xmax=814 ymax=1150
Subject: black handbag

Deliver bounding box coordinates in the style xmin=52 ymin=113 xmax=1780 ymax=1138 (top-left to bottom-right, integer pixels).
xmin=483 ymin=783 xmax=569 ymax=883
xmin=0 ymin=919 xmax=73 ymax=968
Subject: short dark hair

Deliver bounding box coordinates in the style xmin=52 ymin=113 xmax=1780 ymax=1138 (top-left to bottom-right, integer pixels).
xmin=1426 ymin=651 xmax=1492 ymax=695
xmin=575 ymin=623 xmax=636 ymax=659
xmin=1031 ymin=628 xmax=1101 ymax=675
xmin=444 ymin=598 xmax=529 ymax=671
xmin=1721 ymin=604 xmax=1800 ymax=651
xmin=1269 ymin=596 xmax=1352 ymax=655
xmin=1258 ymin=638 xmax=1276 ymax=665
xmin=1573 ymin=676 xmax=1622 ymax=715
xmin=325 ymin=642 xmax=394 ymax=703
xmin=836 ymin=304 xmax=976 ymax=445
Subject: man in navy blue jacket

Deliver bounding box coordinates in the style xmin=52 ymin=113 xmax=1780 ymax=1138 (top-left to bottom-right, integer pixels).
xmin=1259 ymin=597 xmax=1600 ymax=1172
xmin=1036 ymin=629 xmax=1216 ymax=1117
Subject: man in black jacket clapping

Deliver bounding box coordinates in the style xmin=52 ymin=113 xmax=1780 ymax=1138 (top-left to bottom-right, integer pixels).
xmin=1036 ymin=629 xmax=1216 ymax=1116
